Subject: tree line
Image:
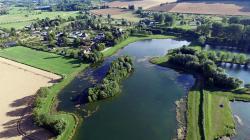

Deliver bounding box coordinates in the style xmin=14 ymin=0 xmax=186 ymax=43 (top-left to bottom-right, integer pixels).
xmin=197 ymin=17 xmax=250 ymax=52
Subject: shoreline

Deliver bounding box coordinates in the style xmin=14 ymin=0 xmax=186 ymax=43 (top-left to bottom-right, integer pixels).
xmin=175 ymin=97 xmax=188 ymax=140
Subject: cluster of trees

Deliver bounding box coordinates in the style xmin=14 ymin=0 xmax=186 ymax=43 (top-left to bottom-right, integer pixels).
xmin=0 ymin=6 xmax=8 ymax=15
xmin=153 ymin=13 xmax=175 ymax=26
xmin=33 ymin=17 xmax=63 ymax=29
xmin=167 ymin=47 xmax=243 ymax=89
xmin=210 ymin=51 xmax=250 ymax=66
xmin=197 ymin=18 xmax=250 ymax=51
xmin=81 ymin=50 xmax=104 ymax=63
xmin=55 ymin=0 xmax=90 ymax=11
xmin=87 ymin=56 xmax=134 ymax=102
xmin=33 ymin=87 xmax=66 ymax=135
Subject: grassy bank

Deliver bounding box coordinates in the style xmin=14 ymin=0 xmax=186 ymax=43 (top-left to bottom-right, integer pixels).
xmin=186 ymin=90 xmax=202 ymax=140
xmin=102 ymin=35 xmax=176 ymax=57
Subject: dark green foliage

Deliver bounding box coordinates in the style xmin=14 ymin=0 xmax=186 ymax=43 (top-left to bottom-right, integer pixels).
xmin=229 ymin=17 xmax=240 ymax=24
xmin=82 ymin=51 xmax=104 ymax=63
xmin=33 ymin=87 xmax=66 ymax=136
xmin=205 ymin=22 xmax=250 ymax=51
xmin=167 ymin=47 xmax=243 ymax=89
xmin=87 ymin=56 xmax=134 ymax=102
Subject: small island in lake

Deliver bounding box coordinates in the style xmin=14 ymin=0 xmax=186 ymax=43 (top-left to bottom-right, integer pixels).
xmin=87 ymin=56 xmax=134 ymax=102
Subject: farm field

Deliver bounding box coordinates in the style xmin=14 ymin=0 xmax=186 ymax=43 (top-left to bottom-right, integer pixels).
xmin=149 ymin=1 xmax=250 ymax=16
xmin=90 ymin=8 xmax=141 ymax=22
xmin=0 ymin=46 xmax=88 ymax=140
xmin=107 ymin=0 xmax=177 ymax=9
xmin=0 ymin=46 xmax=81 ymax=75
xmin=0 ymin=7 xmax=79 ymax=29
xmin=0 ymin=57 xmax=60 ymax=140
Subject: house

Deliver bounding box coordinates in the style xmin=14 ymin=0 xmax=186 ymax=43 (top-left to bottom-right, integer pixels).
xmin=41 ymin=31 xmax=47 ymax=36
xmin=94 ymin=33 xmax=105 ymax=42
xmin=25 ymin=25 xmax=34 ymax=31
xmin=32 ymin=31 xmax=41 ymax=36
xmin=79 ymin=32 xmax=89 ymax=39
xmin=4 ymin=41 xmax=17 ymax=47
xmin=34 ymin=6 xmax=51 ymax=11
xmin=56 ymin=32 xmax=64 ymax=38
xmin=0 ymin=30 xmax=9 ymax=38
xmin=69 ymin=31 xmax=89 ymax=39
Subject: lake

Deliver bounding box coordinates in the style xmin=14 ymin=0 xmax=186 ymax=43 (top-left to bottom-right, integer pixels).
xmin=57 ymin=39 xmax=195 ymax=140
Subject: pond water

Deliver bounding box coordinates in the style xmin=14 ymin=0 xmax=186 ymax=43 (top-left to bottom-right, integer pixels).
xmin=224 ymin=65 xmax=250 ymax=139
xmin=231 ymin=102 xmax=250 ymax=140
xmin=57 ymin=39 xmax=196 ymax=140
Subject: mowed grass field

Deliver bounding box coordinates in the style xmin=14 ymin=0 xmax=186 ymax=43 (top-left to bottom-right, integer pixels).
xmin=186 ymin=90 xmax=202 ymax=140
xmin=0 ymin=46 xmax=80 ymax=75
xmin=0 ymin=7 xmax=79 ymax=29
xmin=186 ymin=89 xmax=250 ymax=140
xmin=203 ymin=92 xmax=235 ymax=139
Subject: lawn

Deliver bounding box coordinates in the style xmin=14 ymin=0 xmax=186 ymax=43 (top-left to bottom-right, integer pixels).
xmin=0 ymin=7 xmax=79 ymax=29
xmin=203 ymin=91 xmax=235 ymax=139
xmin=186 ymin=90 xmax=202 ymax=140
xmin=0 ymin=46 xmax=80 ymax=75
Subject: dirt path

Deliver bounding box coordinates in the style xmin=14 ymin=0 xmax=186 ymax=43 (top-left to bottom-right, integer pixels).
xmin=0 ymin=57 xmax=61 ymax=140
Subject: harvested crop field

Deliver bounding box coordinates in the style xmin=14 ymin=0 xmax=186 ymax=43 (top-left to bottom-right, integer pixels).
xmin=148 ymin=1 xmax=250 ymax=16
xmin=0 ymin=57 xmax=61 ymax=140
xmin=107 ymin=0 xmax=177 ymax=9
xmin=91 ymin=8 xmax=141 ymax=22
xmin=91 ymin=8 xmax=130 ymax=15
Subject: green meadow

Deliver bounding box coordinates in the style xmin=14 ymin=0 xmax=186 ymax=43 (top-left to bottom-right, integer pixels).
xmin=0 ymin=46 xmax=81 ymax=75
xmin=0 ymin=7 xmax=79 ymax=29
